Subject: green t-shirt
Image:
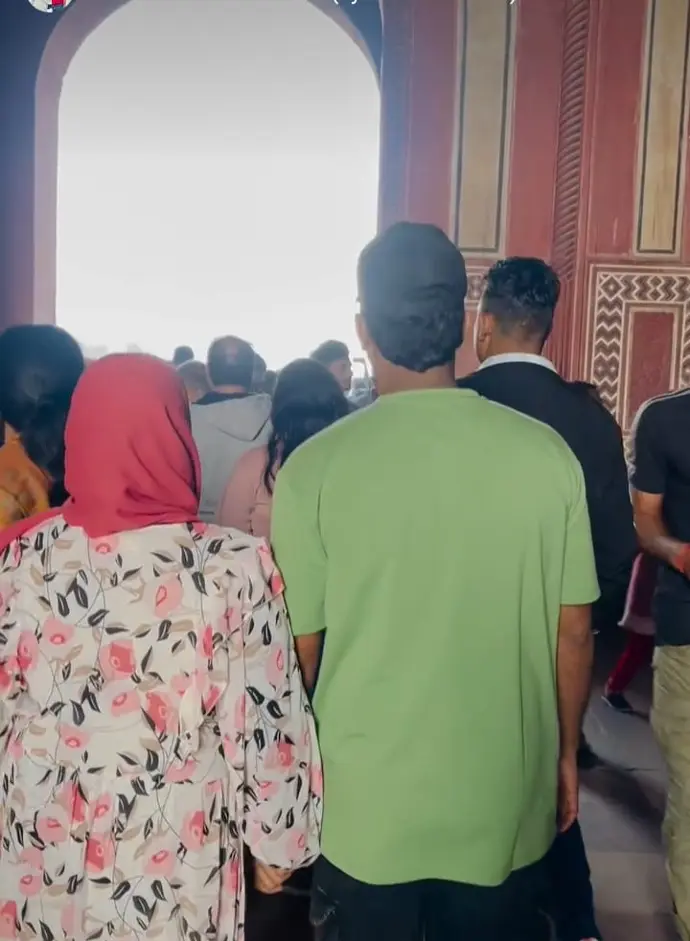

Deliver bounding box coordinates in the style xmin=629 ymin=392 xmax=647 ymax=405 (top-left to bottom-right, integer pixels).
xmin=271 ymin=389 xmax=599 ymax=887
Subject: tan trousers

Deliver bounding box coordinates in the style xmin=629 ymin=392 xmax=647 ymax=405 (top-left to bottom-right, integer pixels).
xmin=652 ymin=645 xmax=690 ymax=941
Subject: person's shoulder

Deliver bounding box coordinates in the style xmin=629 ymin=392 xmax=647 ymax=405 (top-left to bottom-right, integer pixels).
xmin=631 ymin=388 xmax=690 ymax=433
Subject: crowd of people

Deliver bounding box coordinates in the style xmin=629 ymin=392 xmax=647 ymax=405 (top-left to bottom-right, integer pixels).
xmin=0 ymin=221 xmax=685 ymax=941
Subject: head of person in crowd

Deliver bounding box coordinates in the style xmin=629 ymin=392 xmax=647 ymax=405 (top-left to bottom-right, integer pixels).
xmin=262 ymin=369 xmax=278 ymax=397
xmin=252 ymin=352 xmax=267 ymax=393
xmin=356 ymin=222 xmax=467 ymax=395
xmin=172 ymin=345 xmax=195 ymax=367
xmin=311 ymin=340 xmax=353 ymax=394
xmin=474 ymin=257 xmax=561 ymax=364
xmin=264 ymin=359 xmax=349 ymax=494
xmin=0 ymin=325 xmax=84 ymax=518
xmin=192 ymin=335 xmax=272 ymax=520
xmin=177 ymin=359 xmax=211 ymax=404
xmin=206 ymin=335 xmax=256 ymax=395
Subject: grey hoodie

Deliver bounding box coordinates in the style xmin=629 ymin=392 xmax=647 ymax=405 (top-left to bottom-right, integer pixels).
xmin=191 ymin=394 xmax=272 ymax=521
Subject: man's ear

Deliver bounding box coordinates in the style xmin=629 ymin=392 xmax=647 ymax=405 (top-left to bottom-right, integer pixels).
xmin=355 ymin=313 xmax=372 ymax=357
xmin=473 ymin=311 xmax=493 ymax=361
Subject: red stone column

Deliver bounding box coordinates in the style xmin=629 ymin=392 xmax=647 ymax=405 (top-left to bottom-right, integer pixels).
xmin=378 ymin=0 xmax=459 ymax=233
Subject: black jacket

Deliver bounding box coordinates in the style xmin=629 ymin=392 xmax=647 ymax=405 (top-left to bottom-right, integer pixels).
xmin=458 ymin=362 xmax=637 ymax=629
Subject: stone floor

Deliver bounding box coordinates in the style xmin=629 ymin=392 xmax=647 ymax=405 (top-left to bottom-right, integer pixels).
xmin=583 ymin=637 xmax=675 ymax=940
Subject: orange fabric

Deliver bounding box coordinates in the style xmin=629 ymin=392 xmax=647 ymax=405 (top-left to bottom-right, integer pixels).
xmin=0 ymin=429 xmax=51 ymax=530
xmin=0 ymin=354 xmax=201 ymax=552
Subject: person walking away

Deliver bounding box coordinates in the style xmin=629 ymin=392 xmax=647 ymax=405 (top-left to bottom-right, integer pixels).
xmin=0 ymin=325 xmax=84 ymax=527
xmin=630 ymin=390 xmax=690 ymax=941
xmin=0 ymin=354 xmax=321 ymax=940
xmin=458 ymin=257 xmax=637 ymax=941
xmin=192 ymin=336 xmax=272 ymax=520
xmin=218 ymin=358 xmax=349 ymax=538
xmin=272 ymin=223 xmax=598 ymax=941
xmin=177 ymin=359 xmax=211 ymax=404
xmin=603 ymin=553 xmax=657 ymax=712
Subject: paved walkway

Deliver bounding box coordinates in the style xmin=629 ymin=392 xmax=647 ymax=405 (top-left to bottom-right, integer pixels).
xmin=583 ymin=641 xmax=675 ymax=940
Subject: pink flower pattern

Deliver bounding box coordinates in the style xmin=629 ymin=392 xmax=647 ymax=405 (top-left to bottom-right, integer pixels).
xmin=0 ymin=518 xmax=321 ymax=941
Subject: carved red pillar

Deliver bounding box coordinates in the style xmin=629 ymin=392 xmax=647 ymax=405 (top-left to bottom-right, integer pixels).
xmin=378 ymin=0 xmax=459 ymax=233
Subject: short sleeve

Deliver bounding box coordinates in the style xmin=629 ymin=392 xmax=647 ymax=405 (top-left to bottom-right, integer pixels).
xmin=562 ymin=458 xmax=600 ymax=607
xmin=271 ymin=464 xmax=326 ymax=638
xmin=629 ymin=402 xmax=666 ymax=494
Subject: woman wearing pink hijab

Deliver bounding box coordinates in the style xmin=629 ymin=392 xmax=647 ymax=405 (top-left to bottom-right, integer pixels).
xmin=0 ymin=354 xmax=321 ymax=941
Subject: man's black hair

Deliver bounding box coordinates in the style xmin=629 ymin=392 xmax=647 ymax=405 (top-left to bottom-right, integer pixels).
xmin=311 ymin=340 xmax=350 ymax=368
xmin=206 ymin=336 xmax=255 ymax=389
xmin=172 ymin=345 xmax=194 ymax=366
xmin=480 ymin=258 xmax=561 ymax=346
xmin=357 ymin=222 xmax=467 ymax=372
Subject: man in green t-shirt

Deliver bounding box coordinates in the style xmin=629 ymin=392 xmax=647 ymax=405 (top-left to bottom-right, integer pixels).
xmin=271 ymin=223 xmax=599 ymax=941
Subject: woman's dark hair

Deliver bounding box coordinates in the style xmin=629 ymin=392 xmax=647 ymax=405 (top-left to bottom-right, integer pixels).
xmin=264 ymin=358 xmax=349 ymax=493
xmin=0 ymin=325 xmax=84 ymax=505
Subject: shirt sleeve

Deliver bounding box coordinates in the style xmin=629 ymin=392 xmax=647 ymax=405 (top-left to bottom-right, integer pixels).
xmin=216 ymin=544 xmax=322 ymax=869
xmin=562 ymin=457 xmax=601 ymax=607
xmin=271 ymin=466 xmax=327 ymax=638
xmin=630 ymin=402 xmax=666 ymax=495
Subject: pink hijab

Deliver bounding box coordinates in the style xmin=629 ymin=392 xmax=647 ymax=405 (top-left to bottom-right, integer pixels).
xmin=0 ymin=354 xmax=201 ymax=552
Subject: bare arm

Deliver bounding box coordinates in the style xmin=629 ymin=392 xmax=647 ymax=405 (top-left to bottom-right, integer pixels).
xmin=216 ymin=449 xmax=263 ymax=533
xmin=633 ymin=489 xmax=687 ymax=569
xmin=557 ymin=603 xmax=594 ymax=759
xmin=295 ymin=634 xmax=323 ymax=694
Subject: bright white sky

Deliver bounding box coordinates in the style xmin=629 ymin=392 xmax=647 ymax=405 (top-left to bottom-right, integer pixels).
xmin=56 ymin=0 xmax=380 ymax=368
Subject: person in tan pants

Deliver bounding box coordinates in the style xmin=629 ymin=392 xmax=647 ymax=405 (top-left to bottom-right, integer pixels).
xmin=630 ymin=389 xmax=690 ymax=941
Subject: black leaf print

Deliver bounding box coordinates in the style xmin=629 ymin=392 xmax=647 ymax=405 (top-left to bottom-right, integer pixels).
xmin=122 ymin=568 xmax=141 ymax=581
xmin=111 ymin=880 xmax=131 ymax=901
xmin=42 ymin=870 xmax=53 ymax=886
xmin=141 ymin=647 xmax=153 ymax=674
xmin=152 ymin=880 xmax=166 ymax=901
xmin=207 ymin=538 xmax=223 ymax=555
xmin=286 ymin=808 xmax=295 ymax=829
xmin=144 ymin=817 xmax=154 ymax=840
xmin=192 ymin=571 xmax=207 ymax=595
xmin=56 ymin=593 xmax=69 ymax=617
xmin=152 ymin=551 xmax=174 ymax=563
xmin=132 ymin=895 xmax=150 ymax=916
xmin=14 ymin=821 xmax=24 ymax=847
xmin=61 ymin=662 xmax=72 ymax=682
xmin=157 ymin=619 xmax=172 ymax=641
xmin=78 ymin=569 xmax=88 ymax=585
xmin=67 ymin=874 xmax=80 ymax=895
xmin=90 ymin=877 xmax=111 ymax=885
xmin=189 ymin=931 xmax=203 ymax=941
xmin=262 ymin=622 xmax=272 ymax=645
xmin=267 ymin=700 xmax=284 ymax=720
xmin=34 ymin=531 xmax=44 ymax=551
xmin=87 ymin=608 xmax=107 ymax=627
xmin=68 ymin=578 xmax=89 ymax=609
xmin=132 ymin=778 xmax=148 ymax=797
xmin=118 ymin=753 xmax=138 ymax=767
xmin=115 ymin=554 xmax=123 ymax=567
xmin=247 ymin=686 xmax=265 ymax=706
xmin=71 ymin=701 xmax=85 ymax=726
xmin=40 ymin=922 xmax=55 ymax=941
xmin=181 ymin=545 xmax=195 ymax=569
xmin=204 ymin=864 xmax=221 ymax=886
xmin=171 ymin=640 xmax=183 ymax=654
xmin=253 ymin=728 xmax=266 ymax=751
xmin=145 ymin=749 xmax=159 ymax=773
xmin=187 ymin=630 xmax=197 ymax=649
xmin=86 ymin=930 xmax=104 ymax=941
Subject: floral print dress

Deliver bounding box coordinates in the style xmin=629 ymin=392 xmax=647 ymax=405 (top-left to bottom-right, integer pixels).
xmin=0 ymin=518 xmax=322 ymax=941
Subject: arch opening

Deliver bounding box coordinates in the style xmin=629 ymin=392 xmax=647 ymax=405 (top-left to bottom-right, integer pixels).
xmin=40 ymin=0 xmax=380 ymax=367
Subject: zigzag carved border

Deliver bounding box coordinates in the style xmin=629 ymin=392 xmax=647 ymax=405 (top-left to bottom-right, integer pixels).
xmin=588 ymin=265 xmax=690 ymax=428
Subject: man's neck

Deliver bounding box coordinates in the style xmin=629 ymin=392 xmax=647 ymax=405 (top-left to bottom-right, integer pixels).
xmin=376 ymin=364 xmax=457 ymax=397
xmin=212 ymin=384 xmax=249 ymax=396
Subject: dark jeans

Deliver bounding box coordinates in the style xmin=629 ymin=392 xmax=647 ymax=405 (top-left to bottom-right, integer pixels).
xmin=245 ymin=862 xmax=313 ymax=941
xmin=544 ymin=820 xmax=600 ymax=941
xmin=310 ymin=856 xmax=547 ymax=941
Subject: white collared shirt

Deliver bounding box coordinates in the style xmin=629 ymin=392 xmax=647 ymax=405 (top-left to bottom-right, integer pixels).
xmin=478 ymin=353 xmax=558 ymax=373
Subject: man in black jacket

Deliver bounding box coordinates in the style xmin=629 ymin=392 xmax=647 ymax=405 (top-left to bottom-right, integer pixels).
xmin=458 ymin=258 xmax=637 ymax=941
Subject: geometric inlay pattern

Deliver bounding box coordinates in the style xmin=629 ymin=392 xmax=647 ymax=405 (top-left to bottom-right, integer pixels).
xmin=587 ymin=265 xmax=690 ymax=428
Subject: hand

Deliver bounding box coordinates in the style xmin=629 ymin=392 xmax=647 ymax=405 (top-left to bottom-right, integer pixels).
xmin=557 ymin=754 xmax=579 ymax=833
xmin=254 ymin=862 xmax=292 ymax=895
